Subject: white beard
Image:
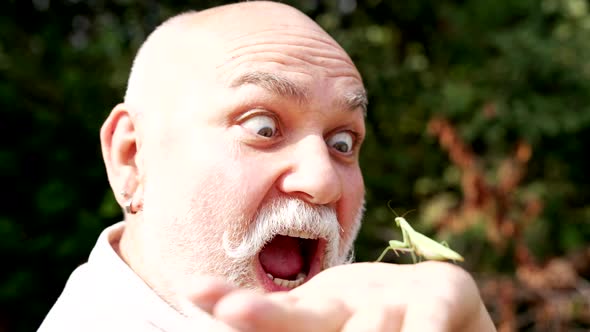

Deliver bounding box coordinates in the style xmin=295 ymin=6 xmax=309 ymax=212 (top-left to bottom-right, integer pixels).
xmin=221 ymin=197 xmax=365 ymax=286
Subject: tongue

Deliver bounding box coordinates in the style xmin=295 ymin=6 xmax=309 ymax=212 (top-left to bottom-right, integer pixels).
xmin=259 ymin=235 xmax=304 ymax=279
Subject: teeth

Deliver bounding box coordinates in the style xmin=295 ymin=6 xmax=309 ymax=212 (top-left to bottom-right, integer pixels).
xmin=281 ymin=230 xmax=316 ymax=239
xmin=266 ymin=272 xmax=307 ymax=289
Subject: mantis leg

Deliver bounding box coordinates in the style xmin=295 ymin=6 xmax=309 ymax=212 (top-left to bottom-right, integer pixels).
xmin=375 ymin=245 xmax=415 ymax=262
xmin=376 ymin=222 xmax=415 ymax=262
xmin=375 ymin=239 xmax=413 ymax=262
xmin=397 ymin=226 xmax=419 ymax=263
xmin=376 ymin=247 xmax=392 ymax=262
xmin=388 ymin=240 xmax=407 ymax=248
xmin=380 ymin=230 xmax=414 ymax=262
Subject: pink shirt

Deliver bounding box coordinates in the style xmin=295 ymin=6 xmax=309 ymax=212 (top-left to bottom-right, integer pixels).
xmin=38 ymin=222 xmax=224 ymax=331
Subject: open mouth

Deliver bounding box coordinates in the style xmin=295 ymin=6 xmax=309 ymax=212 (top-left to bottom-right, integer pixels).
xmin=256 ymin=230 xmax=326 ymax=291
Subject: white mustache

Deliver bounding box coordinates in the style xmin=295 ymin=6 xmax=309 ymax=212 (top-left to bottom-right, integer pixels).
xmin=222 ymin=198 xmax=345 ymax=269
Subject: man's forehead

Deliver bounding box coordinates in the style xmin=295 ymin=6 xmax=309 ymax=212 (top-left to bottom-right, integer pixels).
xmin=151 ymin=2 xmax=361 ymax=77
xmin=206 ymin=21 xmax=366 ymax=114
xmin=125 ymin=2 xmax=367 ymax=115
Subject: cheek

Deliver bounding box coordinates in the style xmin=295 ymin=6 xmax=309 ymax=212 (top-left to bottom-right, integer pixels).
xmin=140 ymin=133 xmax=238 ymax=230
xmin=138 ymin=144 xmax=252 ymax=277
xmin=337 ymin=166 xmax=365 ymax=236
xmin=142 ymin=139 xmax=273 ymax=233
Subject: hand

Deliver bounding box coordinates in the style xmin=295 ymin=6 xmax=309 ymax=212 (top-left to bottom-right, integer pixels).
xmin=188 ymin=276 xmax=350 ymax=331
xmin=287 ymin=262 xmax=496 ymax=332
xmin=195 ymin=262 xmax=495 ymax=332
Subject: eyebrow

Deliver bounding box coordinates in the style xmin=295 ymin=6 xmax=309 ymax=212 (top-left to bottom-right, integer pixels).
xmin=229 ymin=71 xmax=368 ymax=115
xmin=230 ymin=71 xmax=308 ymax=103
xmin=343 ymin=88 xmax=368 ymax=115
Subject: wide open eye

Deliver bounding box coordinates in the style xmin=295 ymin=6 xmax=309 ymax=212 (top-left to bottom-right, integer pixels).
xmin=241 ymin=114 xmax=278 ymax=138
xmin=327 ymin=131 xmax=355 ymax=154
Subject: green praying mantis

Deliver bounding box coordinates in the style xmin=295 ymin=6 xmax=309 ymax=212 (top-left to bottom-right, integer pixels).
xmin=376 ymin=205 xmax=464 ymax=263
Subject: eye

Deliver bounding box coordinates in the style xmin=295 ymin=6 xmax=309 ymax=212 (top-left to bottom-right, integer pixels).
xmin=327 ymin=131 xmax=355 ymax=154
xmin=241 ymin=114 xmax=278 ymax=138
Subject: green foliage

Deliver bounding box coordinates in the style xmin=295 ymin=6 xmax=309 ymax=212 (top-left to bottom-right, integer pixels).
xmin=2 ymin=0 xmax=590 ymax=330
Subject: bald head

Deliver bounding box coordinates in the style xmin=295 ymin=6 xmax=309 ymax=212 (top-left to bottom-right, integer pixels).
xmin=157 ymin=1 xmax=320 ymax=31
xmin=123 ymin=1 xmax=348 ymax=117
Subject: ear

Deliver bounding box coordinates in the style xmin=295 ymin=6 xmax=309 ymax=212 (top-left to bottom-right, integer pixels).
xmin=100 ymin=103 xmax=143 ymax=210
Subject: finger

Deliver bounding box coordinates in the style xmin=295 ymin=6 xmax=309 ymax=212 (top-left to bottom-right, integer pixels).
xmin=292 ymin=295 xmax=351 ymax=332
xmin=265 ymin=291 xmax=299 ymax=305
xmin=460 ymin=302 xmax=496 ymax=332
xmin=213 ymin=290 xmax=283 ymax=331
xmin=213 ymin=290 xmax=350 ymax=332
xmin=341 ymin=304 xmax=404 ymax=332
xmin=400 ymin=291 xmax=450 ymax=332
xmin=182 ymin=276 xmax=239 ymax=314
xmin=400 ymin=262 xmax=480 ymax=332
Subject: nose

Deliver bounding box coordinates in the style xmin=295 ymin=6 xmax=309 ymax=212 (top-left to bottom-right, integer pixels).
xmin=277 ymin=135 xmax=343 ymax=205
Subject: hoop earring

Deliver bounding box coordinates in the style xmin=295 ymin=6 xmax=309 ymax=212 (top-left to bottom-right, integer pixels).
xmin=121 ymin=190 xmax=137 ymax=214
xmin=124 ymin=199 xmax=136 ymax=214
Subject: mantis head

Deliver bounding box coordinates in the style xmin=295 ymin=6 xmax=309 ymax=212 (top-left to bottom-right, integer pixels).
xmin=387 ymin=201 xmax=415 ymax=226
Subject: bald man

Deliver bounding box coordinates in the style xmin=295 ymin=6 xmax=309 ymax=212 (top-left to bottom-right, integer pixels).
xmin=38 ymin=2 xmax=495 ymax=331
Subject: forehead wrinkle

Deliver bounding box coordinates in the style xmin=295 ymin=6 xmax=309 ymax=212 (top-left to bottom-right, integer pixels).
xmin=219 ymin=52 xmax=354 ymax=74
xmin=220 ymin=30 xmax=356 ymax=70
xmin=224 ymin=43 xmax=353 ymax=71
xmin=229 ymin=71 xmax=309 ymax=103
xmin=217 ymin=29 xmax=359 ymax=78
xmin=217 ymin=51 xmax=359 ymax=84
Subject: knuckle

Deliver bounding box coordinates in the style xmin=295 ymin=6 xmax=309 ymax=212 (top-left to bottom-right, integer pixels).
xmin=361 ymin=305 xmax=403 ymax=332
xmin=415 ymin=261 xmax=479 ymax=303
xmin=414 ymin=261 xmax=482 ymax=318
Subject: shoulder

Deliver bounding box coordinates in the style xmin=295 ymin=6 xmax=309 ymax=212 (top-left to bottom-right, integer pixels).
xmin=37 ymin=222 xmax=198 ymax=331
xmin=37 ymin=263 xmax=155 ymax=331
xmin=37 ymin=223 xmax=154 ymax=331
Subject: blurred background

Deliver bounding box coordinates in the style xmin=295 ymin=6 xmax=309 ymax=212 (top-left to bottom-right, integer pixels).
xmin=2 ymin=0 xmax=590 ymax=331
